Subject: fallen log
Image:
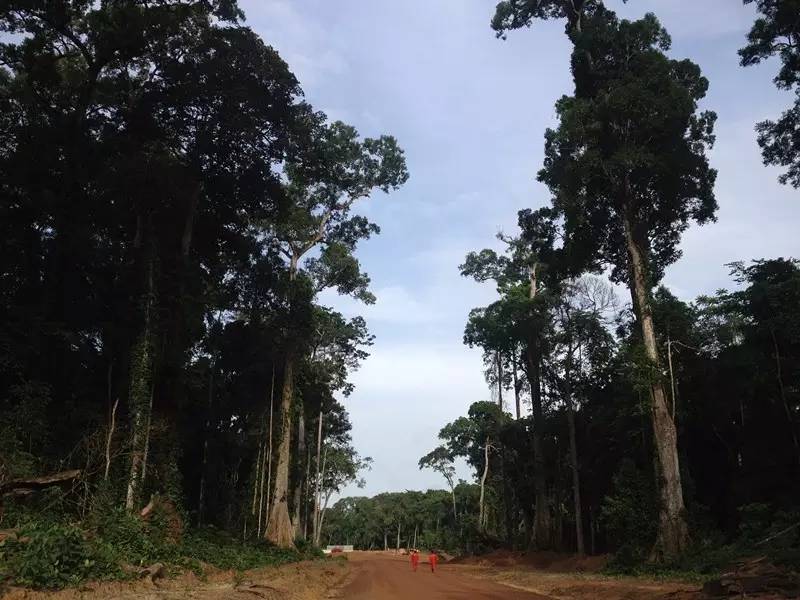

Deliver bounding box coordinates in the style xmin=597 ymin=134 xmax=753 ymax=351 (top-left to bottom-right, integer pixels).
xmin=0 ymin=469 xmax=81 ymax=496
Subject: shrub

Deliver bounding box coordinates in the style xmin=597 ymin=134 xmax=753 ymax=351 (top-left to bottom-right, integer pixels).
xmin=0 ymin=523 xmax=113 ymax=589
xmin=602 ymin=459 xmax=658 ymax=569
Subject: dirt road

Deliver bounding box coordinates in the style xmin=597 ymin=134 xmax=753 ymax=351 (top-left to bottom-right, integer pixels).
xmin=337 ymin=552 xmax=550 ymax=599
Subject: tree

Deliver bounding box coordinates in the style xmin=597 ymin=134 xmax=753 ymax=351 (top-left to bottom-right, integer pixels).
xmin=264 ymin=120 xmax=408 ymax=547
xmin=419 ymin=447 xmax=458 ymax=522
xmin=538 ymin=12 xmax=718 ymax=558
xmin=548 ymin=277 xmax=616 ymax=555
xmin=740 ymin=0 xmax=800 ymax=187
xmin=461 ymin=207 xmax=561 ymax=549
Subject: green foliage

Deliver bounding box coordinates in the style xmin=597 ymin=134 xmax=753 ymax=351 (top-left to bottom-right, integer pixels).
xmin=181 ymin=528 xmax=323 ymax=571
xmin=601 ymin=460 xmax=658 ymax=568
xmin=0 ymin=524 xmax=114 ymax=589
xmin=740 ymin=0 xmax=800 ymax=187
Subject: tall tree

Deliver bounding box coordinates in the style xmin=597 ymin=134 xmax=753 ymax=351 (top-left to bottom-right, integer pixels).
xmin=538 ymin=12 xmax=717 ymax=558
xmin=265 ymin=120 xmax=408 ymax=547
xmin=461 ymin=207 xmax=560 ymax=549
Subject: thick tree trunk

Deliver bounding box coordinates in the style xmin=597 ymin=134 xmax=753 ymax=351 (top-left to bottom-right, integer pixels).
xmin=501 ymin=447 xmax=515 ymax=547
xmin=265 ymin=356 xmax=295 ymax=547
xmin=292 ymin=410 xmax=306 ymax=538
xmin=622 ymin=210 xmax=688 ymax=559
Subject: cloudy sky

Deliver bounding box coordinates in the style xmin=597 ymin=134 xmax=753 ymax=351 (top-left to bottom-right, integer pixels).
xmin=237 ymin=0 xmax=800 ymax=496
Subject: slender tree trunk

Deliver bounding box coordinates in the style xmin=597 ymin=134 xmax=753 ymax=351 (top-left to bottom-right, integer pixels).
xmin=565 ymin=385 xmax=585 ymax=556
xmin=126 ymin=249 xmax=156 ymax=512
xmin=412 ymin=524 xmax=418 ymax=550
xmin=265 ymin=356 xmax=296 ymax=547
xmin=384 ymin=530 xmax=388 ymax=551
xmin=396 ymin=521 xmax=401 ymax=552
xmin=198 ymin=357 xmax=215 ymax=526
xmin=139 ymin=382 xmax=155 ymax=484
xmin=104 ymin=398 xmax=119 ymax=481
xmin=497 ymin=352 xmax=504 ymax=410
xmin=512 ymin=354 xmax=522 ymax=420
xmin=479 ymin=440 xmax=491 ymax=531
xmin=622 ymin=209 xmax=688 ymax=559
xmin=263 ymin=366 xmax=275 ymax=532
xmin=312 ymin=411 xmax=324 ymax=545
xmin=251 ymin=424 xmax=264 ymax=520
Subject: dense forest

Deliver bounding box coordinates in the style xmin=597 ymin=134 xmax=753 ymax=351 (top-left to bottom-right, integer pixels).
xmin=1 ymin=0 xmax=799 ymax=591
xmin=0 ymin=0 xmax=400 ymax=586
xmin=323 ymin=0 xmax=800 ymax=570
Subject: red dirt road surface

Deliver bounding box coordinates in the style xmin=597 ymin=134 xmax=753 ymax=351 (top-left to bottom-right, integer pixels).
xmin=338 ymin=552 xmax=550 ymax=599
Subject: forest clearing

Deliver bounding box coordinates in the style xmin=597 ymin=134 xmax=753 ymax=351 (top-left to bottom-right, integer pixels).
xmin=2 ymin=0 xmax=800 ymax=597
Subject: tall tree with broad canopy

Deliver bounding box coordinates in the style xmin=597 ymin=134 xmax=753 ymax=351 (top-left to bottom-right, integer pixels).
xmin=740 ymin=0 xmax=800 ymax=187
xmin=537 ymin=11 xmax=718 ymax=558
xmin=265 ymin=120 xmax=408 ymax=547
xmin=461 ymin=207 xmax=561 ymax=549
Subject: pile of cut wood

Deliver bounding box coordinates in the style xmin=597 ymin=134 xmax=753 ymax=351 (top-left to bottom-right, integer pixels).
xmin=702 ymin=557 xmax=800 ymax=598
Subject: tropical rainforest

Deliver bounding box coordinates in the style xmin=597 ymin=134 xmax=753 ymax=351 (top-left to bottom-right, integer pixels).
xmin=0 ymin=0 xmax=798 ymax=591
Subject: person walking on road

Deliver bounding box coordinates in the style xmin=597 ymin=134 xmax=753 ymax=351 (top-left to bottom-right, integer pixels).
xmin=410 ymin=549 xmax=419 ymax=572
xmin=428 ymin=550 xmax=438 ymax=573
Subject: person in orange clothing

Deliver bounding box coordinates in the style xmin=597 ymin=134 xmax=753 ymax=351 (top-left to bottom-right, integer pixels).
xmin=410 ymin=549 xmax=419 ymax=572
xmin=428 ymin=550 xmax=438 ymax=573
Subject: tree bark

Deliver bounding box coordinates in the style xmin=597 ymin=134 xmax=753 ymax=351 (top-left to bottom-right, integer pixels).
xmin=126 ymin=248 xmax=156 ymax=512
xmin=496 ymin=352 xmax=504 ymax=410
xmin=565 ymin=384 xmax=585 ymax=556
xmin=292 ymin=409 xmax=306 ymax=538
xmin=478 ymin=439 xmax=491 ymax=531
xmin=622 ymin=209 xmax=689 ymax=559
xmin=265 ymin=356 xmax=296 ymax=547
xmin=263 ymin=366 xmax=275 ymax=533
xmin=312 ymin=411 xmax=324 ymax=545
xmin=512 ymin=354 xmax=522 ymax=419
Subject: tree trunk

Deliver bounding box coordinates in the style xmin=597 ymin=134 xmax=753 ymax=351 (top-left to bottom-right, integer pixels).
xmin=198 ymin=356 xmax=215 ymax=526
xmin=496 ymin=352 xmax=504 ymax=410
xmin=125 ymin=249 xmax=156 ymax=512
xmin=396 ymin=521 xmax=401 ymax=552
xmin=265 ymin=356 xmax=295 ymax=547
xmin=512 ymin=354 xmax=522 ymax=419
xmin=622 ymin=210 xmax=688 ymax=559
xmin=104 ymin=398 xmax=119 ymax=482
xmin=292 ymin=409 xmax=306 ymax=538
xmin=565 ymin=387 xmax=585 ymax=556
xmin=312 ymin=411 xmax=324 ymax=545
xmin=479 ymin=439 xmax=491 ymax=531
xmin=263 ymin=366 xmax=275 ymax=533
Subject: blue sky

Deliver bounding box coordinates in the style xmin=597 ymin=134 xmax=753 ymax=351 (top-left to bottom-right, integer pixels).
xmin=237 ymin=0 xmax=800 ymax=497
